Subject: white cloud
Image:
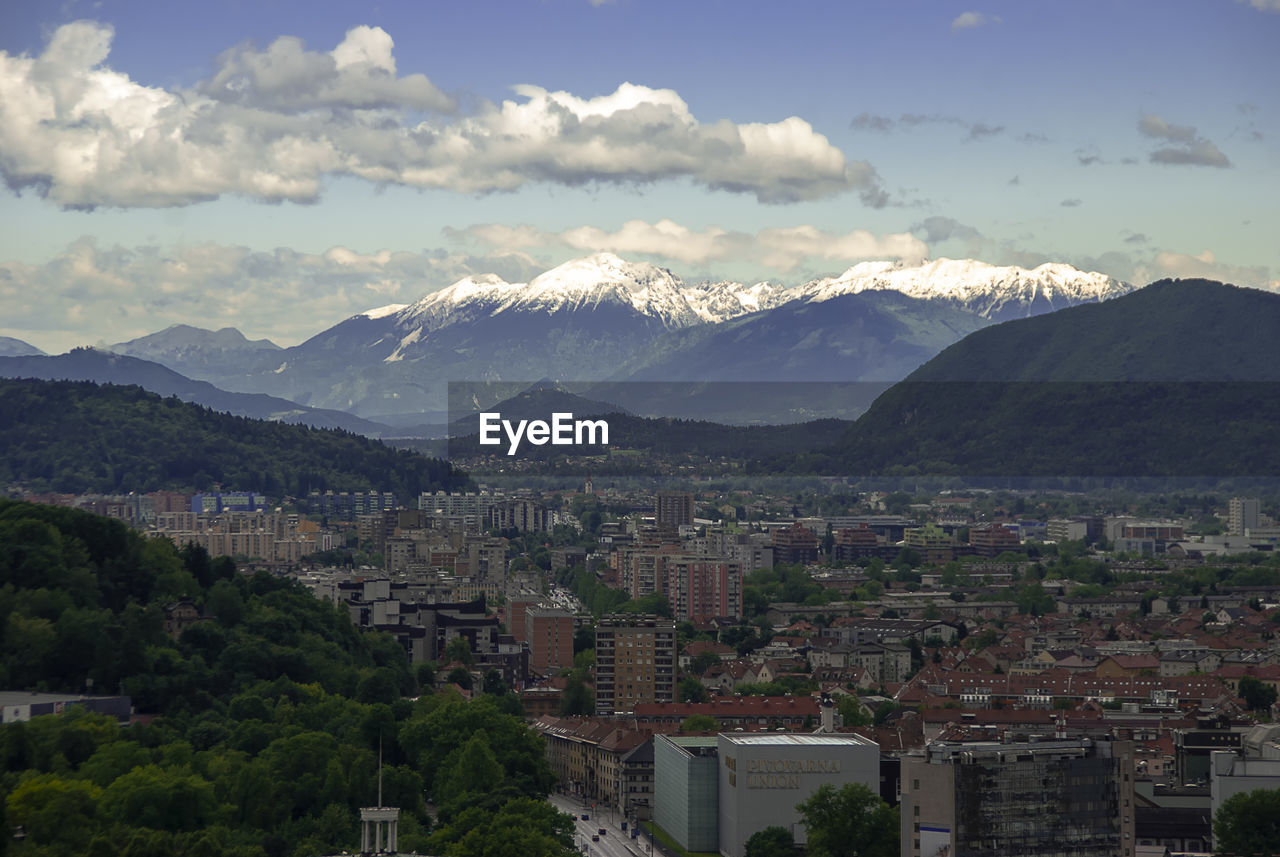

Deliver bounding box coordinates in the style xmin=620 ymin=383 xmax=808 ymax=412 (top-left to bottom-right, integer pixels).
xmin=1138 ymin=249 xmax=1277 ymax=290
xmin=0 ymin=21 xmax=874 ymax=207
xmin=1242 ymin=0 xmax=1280 ymax=11
xmin=951 ymin=11 xmax=1001 ymax=30
xmin=449 ymin=218 xmax=928 ymax=271
xmin=1137 ymin=114 xmax=1231 ymax=167
xmin=0 ymin=238 xmax=544 ymax=352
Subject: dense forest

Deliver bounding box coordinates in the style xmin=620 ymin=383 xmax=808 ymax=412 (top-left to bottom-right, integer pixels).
xmin=0 ymin=379 xmax=468 ymax=496
xmin=0 ymin=500 xmax=575 ymax=857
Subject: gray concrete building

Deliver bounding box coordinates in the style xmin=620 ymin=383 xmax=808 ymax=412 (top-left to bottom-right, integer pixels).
xmin=718 ymin=733 xmax=881 ymax=857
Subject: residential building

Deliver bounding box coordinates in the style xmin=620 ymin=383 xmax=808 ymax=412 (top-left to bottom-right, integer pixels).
xmin=594 ymin=615 xmax=677 ymax=715
xmin=772 ymin=523 xmax=819 ymax=565
xmin=1228 ymin=497 xmax=1260 ymax=536
xmin=967 ymin=524 xmax=1021 ymax=558
xmin=655 ymin=491 xmax=694 ymax=532
xmin=526 ymin=606 xmax=574 ymax=676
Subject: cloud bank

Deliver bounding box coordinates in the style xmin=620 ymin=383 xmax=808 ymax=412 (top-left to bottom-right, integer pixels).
xmin=0 ymin=238 xmax=545 ymax=352
xmin=447 ymin=218 xmax=929 ymax=272
xmin=0 ymin=21 xmax=876 ymax=207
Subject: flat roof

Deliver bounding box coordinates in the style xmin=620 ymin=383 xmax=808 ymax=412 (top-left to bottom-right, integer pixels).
xmin=719 ymin=733 xmax=877 ymax=747
xmin=664 ymin=736 xmax=720 ymax=748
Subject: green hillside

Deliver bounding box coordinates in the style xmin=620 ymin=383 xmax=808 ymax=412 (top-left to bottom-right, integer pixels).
xmin=827 ymin=280 xmax=1280 ymax=477
xmin=0 ymin=379 xmax=468 ymax=496
xmin=0 ymin=500 xmax=572 ymax=857
xmin=906 ymin=279 xmax=1280 ymax=381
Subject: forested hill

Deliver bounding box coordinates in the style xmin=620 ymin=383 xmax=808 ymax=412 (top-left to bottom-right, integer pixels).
xmin=0 ymin=378 xmax=469 ymax=496
xmin=904 ymin=278 xmax=1280 ymax=382
xmin=820 ymin=279 xmax=1280 ymax=477
xmin=0 ymin=499 xmax=573 ymax=857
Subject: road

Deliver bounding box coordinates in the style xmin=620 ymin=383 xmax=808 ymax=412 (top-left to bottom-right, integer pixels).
xmin=549 ymin=793 xmax=662 ymax=857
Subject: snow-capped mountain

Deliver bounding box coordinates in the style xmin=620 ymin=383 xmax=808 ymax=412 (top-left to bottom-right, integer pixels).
xmin=392 ymin=254 xmax=705 ymax=335
xmin=150 ymin=253 xmax=1138 ymax=422
xmin=680 ymin=280 xmax=789 ymax=323
xmin=797 ymin=258 xmax=1132 ymax=321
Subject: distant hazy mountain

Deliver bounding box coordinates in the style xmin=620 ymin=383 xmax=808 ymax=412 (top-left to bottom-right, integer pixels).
xmin=116 ymin=253 xmax=1134 ymax=425
xmin=0 ymin=337 xmax=45 ymax=357
xmin=830 ymin=279 xmax=1280 ymax=477
xmin=616 ymin=290 xmax=989 ymax=383
xmin=107 ymin=324 xmax=281 ymax=381
xmin=0 ymin=348 xmax=395 ymax=436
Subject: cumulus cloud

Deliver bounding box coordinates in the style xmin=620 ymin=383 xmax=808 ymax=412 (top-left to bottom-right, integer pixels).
xmin=448 ymin=218 xmax=928 ymax=272
xmin=0 ymin=21 xmax=873 ymax=207
xmin=951 ymin=11 xmax=1002 ymax=30
xmin=1137 ymin=114 xmax=1231 ymax=167
xmin=0 ymin=238 xmax=544 ymax=352
xmin=1137 ymin=249 xmax=1277 ymax=290
xmin=1241 ymin=0 xmax=1280 ymax=11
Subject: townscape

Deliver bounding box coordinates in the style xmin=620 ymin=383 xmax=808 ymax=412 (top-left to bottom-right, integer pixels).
xmin=8 ymin=480 xmax=1280 ymax=856
xmin=3 ymin=1 xmax=1277 ymax=855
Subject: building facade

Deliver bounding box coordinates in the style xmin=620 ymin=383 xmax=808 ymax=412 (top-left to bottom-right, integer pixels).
xmin=594 ymin=615 xmax=677 ymax=715
xmin=900 ymin=738 xmax=1135 ymax=857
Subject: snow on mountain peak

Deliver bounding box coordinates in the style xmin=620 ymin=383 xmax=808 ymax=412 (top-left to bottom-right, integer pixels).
xmin=798 ymin=257 xmax=1131 ymax=318
xmin=359 ymin=303 xmax=407 ymax=320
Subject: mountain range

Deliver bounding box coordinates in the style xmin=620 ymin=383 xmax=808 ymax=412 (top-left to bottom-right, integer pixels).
xmin=68 ymin=253 xmax=1130 ymax=426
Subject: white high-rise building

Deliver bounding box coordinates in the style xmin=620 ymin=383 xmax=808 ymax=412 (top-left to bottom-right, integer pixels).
xmin=1229 ymin=497 xmax=1260 ymax=536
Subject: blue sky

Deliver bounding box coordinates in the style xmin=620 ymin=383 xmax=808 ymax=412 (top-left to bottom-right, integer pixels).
xmin=1 ymin=0 xmax=1276 ymax=352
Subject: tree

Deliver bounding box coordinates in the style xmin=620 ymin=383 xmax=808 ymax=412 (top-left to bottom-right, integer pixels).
xmin=680 ymin=714 xmax=718 ymax=733
xmin=1213 ymin=787 xmax=1280 ymax=856
xmin=560 ymin=674 xmax=592 ymax=716
xmin=445 ymin=636 xmax=474 ymax=667
xmin=680 ymin=675 xmax=710 ymax=703
xmin=796 ymin=782 xmax=898 ymax=857
xmin=744 ymin=825 xmax=795 ymax=857
xmin=1238 ymin=676 xmax=1278 ymax=712
xmin=837 ymin=695 xmax=872 ymax=728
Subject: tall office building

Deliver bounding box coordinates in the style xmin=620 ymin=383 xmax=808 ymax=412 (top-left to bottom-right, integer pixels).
xmin=594 ymin=615 xmax=676 ymax=715
xmin=901 ymin=738 xmax=1135 ymax=857
xmin=1229 ymin=497 xmax=1260 ymax=536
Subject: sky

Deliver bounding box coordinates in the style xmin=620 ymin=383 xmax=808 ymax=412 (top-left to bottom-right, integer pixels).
xmin=1 ymin=0 xmax=1277 ymax=353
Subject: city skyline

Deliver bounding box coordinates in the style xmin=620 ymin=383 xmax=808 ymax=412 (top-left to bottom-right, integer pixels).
xmin=1 ymin=0 xmax=1277 ymax=353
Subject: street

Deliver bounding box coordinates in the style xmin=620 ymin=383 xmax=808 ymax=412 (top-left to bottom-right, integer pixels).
xmin=548 ymin=793 xmax=662 ymax=857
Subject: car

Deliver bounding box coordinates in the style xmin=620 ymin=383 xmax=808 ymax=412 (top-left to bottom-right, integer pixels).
xmin=598 ymin=828 xmax=606 ymax=836
xmin=591 ymin=834 xmax=599 ymax=842
xmin=581 ymin=813 xmax=589 ymax=821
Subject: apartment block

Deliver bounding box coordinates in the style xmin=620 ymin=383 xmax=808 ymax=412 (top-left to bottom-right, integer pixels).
xmin=525 ymin=606 xmax=574 ymax=676
xmin=594 ymin=615 xmax=676 ymax=715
